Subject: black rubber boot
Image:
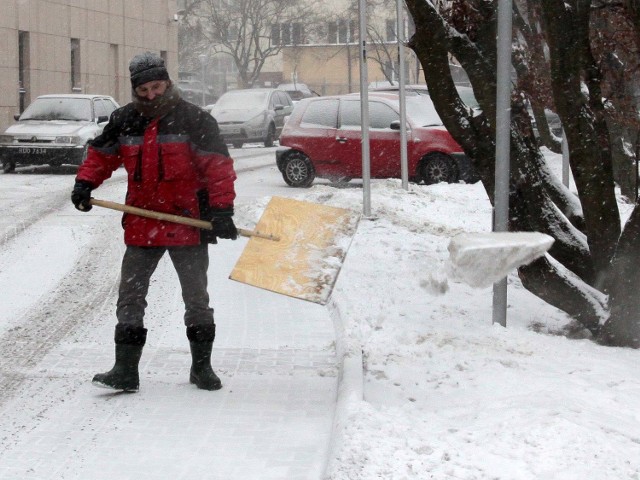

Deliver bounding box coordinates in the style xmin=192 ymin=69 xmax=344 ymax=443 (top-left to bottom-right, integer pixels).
xmin=187 ymin=324 xmax=222 ymax=391
xmin=92 ymin=324 xmax=147 ymax=392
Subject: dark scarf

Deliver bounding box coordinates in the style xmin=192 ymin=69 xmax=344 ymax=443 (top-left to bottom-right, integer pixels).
xmin=132 ymin=83 xmax=181 ymax=118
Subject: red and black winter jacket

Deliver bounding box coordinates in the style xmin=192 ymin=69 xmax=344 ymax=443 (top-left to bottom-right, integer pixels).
xmin=76 ymin=99 xmax=236 ymax=247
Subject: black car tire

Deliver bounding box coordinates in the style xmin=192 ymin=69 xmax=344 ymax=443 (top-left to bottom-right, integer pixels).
xmin=282 ymin=152 xmax=315 ymax=188
xmin=420 ymin=153 xmax=457 ymax=184
xmin=232 ymin=141 xmax=243 ymax=149
xmin=2 ymin=161 xmax=16 ymax=173
xmin=264 ymin=124 xmax=275 ymax=147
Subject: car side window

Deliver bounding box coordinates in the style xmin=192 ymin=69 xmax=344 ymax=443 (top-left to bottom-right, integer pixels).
xmin=278 ymin=91 xmax=292 ymax=108
xmin=369 ymin=102 xmax=400 ymax=129
xmin=340 ymin=100 xmax=399 ymax=129
xmin=339 ymin=100 xmax=361 ymax=128
xmin=93 ymin=99 xmax=108 ymax=121
xmin=300 ymin=99 xmax=339 ymax=128
xmin=271 ymin=92 xmax=282 ymax=109
xmin=103 ymin=99 xmax=117 ymax=116
xmin=280 ymin=92 xmax=293 ymax=107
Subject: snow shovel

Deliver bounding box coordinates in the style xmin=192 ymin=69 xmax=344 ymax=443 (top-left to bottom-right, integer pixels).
xmin=89 ymin=197 xmax=360 ymax=304
xmin=88 ymin=198 xmax=279 ymax=241
xmin=229 ymin=196 xmax=360 ymax=305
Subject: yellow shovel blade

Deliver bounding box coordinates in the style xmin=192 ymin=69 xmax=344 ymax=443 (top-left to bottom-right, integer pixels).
xmin=230 ymin=196 xmax=360 ymax=304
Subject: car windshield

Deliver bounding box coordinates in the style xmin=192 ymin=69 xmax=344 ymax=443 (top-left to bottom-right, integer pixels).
xmin=216 ymin=91 xmax=268 ymax=109
xmin=20 ymin=97 xmax=92 ymax=121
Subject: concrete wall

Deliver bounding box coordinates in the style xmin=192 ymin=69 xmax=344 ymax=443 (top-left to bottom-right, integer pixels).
xmin=0 ymin=0 xmax=179 ymax=133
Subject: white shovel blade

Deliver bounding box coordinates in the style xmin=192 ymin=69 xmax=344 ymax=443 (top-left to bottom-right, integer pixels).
xmin=447 ymin=232 xmax=554 ymax=288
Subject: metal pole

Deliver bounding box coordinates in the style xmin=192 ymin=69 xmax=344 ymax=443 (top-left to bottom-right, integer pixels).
xmin=358 ymin=0 xmax=371 ymax=217
xmin=396 ymin=0 xmax=408 ymax=190
xmin=492 ymin=0 xmax=512 ymax=327
xmin=199 ymin=54 xmax=207 ymax=106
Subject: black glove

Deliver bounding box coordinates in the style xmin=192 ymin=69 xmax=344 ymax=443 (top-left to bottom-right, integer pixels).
xmin=201 ymin=208 xmax=238 ymax=243
xmin=71 ymin=180 xmax=93 ymax=212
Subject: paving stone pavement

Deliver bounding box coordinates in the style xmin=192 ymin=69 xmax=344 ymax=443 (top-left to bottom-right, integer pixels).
xmin=0 ymin=222 xmax=340 ymax=480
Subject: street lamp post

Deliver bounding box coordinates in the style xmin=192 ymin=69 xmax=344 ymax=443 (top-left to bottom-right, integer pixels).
xmin=198 ymin=54 xmax=207 ymax=106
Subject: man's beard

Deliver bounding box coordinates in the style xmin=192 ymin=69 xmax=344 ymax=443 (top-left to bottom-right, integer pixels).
xmin=133 ymin=83 xmax=181 ymax=118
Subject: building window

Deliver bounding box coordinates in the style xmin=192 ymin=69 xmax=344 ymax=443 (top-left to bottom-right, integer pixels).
xmin=292 ymin=23 xmax=302 ymax=44
xmin=18 ymin=31 xmax=30 ymax=112
xmin=271 ymin=24 xmax=281 ymax=45
xmin=327 ymin=20 xmax=355 ymax=44
xmin=281 ymin=24 xmax=291 ymax=45
xmin=109 ymin=44 xmax=119 ymax=100
xmin=386 ymin=19 xmax=396 ymax=41
xmin=71 ymin=38 xmax=81 ymax=92
xmin=384 ymin=60 xmax=394 ymax=81
xmin=271 ymin=23 xmax=303 ymax=46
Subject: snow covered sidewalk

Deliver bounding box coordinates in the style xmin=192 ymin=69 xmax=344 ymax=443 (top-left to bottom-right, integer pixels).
xmin=0 ymin=165 xmax=339 ymax=479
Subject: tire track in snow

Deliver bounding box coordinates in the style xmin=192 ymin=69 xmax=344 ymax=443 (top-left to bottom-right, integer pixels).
xmin=0 ymin=173 xmax=127 ymax=248
xmin=0 ymin=174 xmax=123 ymax=405
xmin=0 ymin=202 xmax=123 ymax=408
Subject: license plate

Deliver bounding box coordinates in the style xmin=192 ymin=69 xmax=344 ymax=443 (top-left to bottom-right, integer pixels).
xmin=18 ymin=147 xmax=47 ymax=154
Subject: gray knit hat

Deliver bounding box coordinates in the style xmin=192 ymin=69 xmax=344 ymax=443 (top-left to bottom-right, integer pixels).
xmin=129 ymin=52 xmax=170 ymax=89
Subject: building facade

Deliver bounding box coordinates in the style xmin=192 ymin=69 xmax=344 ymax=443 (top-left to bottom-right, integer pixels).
xmin=0 ymin=0 xmax=180 ymax=133
xmin=178 ymin=0 xmax=421 ymax=98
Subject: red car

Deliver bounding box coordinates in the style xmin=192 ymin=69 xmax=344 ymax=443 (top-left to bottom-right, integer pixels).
xmin=276 ymin=92 xmax=476 ymax=187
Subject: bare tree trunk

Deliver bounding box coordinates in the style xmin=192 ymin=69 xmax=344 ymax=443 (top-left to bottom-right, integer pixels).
xmin=600 ymin=203 xmax=640 ymax=346
xmin=519 ymin=258 xmax=605 ymax=334
xmin=405 ymin=0 xmax=603 ymax=329
xmin=540 ymin=0 xmax=621 ymax=283
xmin=406 ymin=0 xmax=640 ymax=346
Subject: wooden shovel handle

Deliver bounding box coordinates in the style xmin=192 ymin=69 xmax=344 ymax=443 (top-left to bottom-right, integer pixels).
xmin=89 ymin=198 xmax=279 ymax=241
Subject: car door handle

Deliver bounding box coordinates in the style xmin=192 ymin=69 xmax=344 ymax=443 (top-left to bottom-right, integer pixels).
xmin=336 ymin=137 xmax=348 ymax=143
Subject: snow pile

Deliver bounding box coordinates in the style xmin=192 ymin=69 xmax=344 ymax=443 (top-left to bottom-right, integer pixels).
xmin=304 ymin=173 xmax=640 ymax=480
xmin=447 ymin=231 xmax=554 ymax=288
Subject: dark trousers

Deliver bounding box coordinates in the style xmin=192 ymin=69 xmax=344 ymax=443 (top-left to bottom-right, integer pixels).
xmin=116 ymin=244 xmax=214 ymax=328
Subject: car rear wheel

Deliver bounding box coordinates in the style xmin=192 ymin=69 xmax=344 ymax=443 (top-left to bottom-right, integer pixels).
xmin=232 ymin=141 xmax=244 ymax=149
xmin=264 ymin=124 xmax=276 ymax=147
xmin=420 ymin=153 xmax=457 ymax=184
xmin=2 ymin=161 xmax=15 ymax=173
xmin=282 ymin=152 xmax=315 ymax=188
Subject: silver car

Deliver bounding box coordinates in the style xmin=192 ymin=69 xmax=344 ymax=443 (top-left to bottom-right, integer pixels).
xmin=210 ymin=88 xmax=294 ymax=148
xmin=0 ymin=94 xmax=119 ymax=173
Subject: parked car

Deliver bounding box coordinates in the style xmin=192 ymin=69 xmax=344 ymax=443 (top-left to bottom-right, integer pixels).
xmin=276 ymin=92 xmax=477 ymax=187
xmin=370 ymin=83 xmax=480 ymax=111
xmin=0 ymin=94 xmax=119 ymax=173
xmin=276 ymin=83 xmax=319 ymax=102
xmin=177 ymin=78 xmax=216 ymax=106
xmin=210 ymin=88 xmax=294 ymax=148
